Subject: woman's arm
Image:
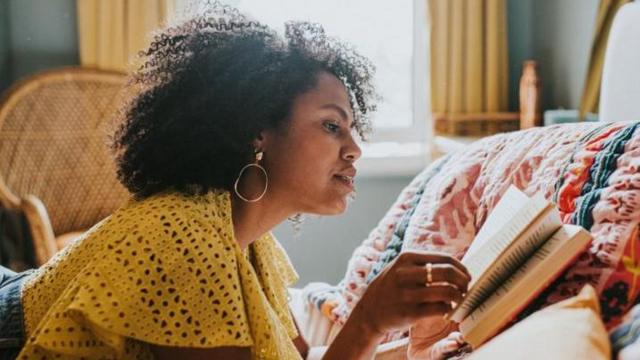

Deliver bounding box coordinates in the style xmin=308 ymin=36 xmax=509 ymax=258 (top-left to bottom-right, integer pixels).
xmin=151 ymin=251 xmax=469 ymax=360
xmin=322 ymin=305 xmax=384 ymax=360
xmin=323 ymin=252 xmax=470 ymax=360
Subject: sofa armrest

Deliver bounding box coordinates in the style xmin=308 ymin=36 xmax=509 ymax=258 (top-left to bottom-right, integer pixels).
xmin=289 ymin=288 xmax=341 ymax=347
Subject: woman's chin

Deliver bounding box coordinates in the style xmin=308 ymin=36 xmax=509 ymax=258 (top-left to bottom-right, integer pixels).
xmin=299 ymin=190 xmax=356 ymax=216
xmin=323 ymin=197 xmax=351 ymax=215
xmin=304 ymin=199 xmax=348 ymax=216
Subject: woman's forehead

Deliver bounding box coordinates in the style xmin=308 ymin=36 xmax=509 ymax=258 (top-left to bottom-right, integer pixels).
xmin=299 ymin=73 xmax=351 ymax=109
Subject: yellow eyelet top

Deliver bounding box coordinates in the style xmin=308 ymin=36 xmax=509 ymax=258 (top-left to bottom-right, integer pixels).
xmin=18 ymin=190 xmax=301 ymax=359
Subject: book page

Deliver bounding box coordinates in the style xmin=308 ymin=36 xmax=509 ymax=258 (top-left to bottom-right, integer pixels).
xmin=462 ymin=193 xmax=551 ymax=282
xmin=449 ymin=191 xmax=561 ymax=323
xmin=463 ymin=186 xmax=530 ymax=260
xmin=468 ymin=225 xmax=579 ymax=316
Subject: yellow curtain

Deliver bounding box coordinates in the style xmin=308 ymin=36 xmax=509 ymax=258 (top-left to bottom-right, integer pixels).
xmin=429 ymin=0 xmax=509 ymax=114
xmin=76 ymin=0 xmax=176 ymax=72
xmin=579 ymin=0 xmax=631 ymax=118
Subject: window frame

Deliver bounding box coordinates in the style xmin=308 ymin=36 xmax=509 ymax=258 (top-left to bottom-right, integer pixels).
xmin=357 ymin=0 xmax=431 ymax=177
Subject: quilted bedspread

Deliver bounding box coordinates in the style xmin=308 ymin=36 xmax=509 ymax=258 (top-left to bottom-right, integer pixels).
xmin=302 ymin=121 xmax=640 ymax=353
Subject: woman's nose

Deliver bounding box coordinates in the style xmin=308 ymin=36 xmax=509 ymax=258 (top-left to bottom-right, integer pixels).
xmin=342 ymin=135 xmax=362 ymax=162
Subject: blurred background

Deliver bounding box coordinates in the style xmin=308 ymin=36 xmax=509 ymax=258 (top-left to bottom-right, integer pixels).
xmin=0 ymin=0 xmax=619 ymax=285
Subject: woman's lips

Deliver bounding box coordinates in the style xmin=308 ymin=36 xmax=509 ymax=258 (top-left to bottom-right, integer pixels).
xmin=333 ymin=174 xmax=355 ymax=191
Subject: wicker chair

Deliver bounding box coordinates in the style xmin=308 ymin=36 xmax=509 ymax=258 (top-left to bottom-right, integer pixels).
xmin=0 ymin=67 xmax=131 ymax=266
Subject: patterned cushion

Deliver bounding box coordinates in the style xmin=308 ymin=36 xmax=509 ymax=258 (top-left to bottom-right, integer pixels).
xmin=467 ymin=285 xmax=610 ymax=360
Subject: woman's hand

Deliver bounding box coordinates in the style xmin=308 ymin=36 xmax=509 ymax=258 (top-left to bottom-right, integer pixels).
xmin=322 ymin=251 xmax=470 ymax=360
xmin=352 ymin=251 xmax=471 ymax=337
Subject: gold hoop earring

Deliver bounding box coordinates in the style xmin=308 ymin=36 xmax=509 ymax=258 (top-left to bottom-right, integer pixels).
xmin=234 ymin=151 xmax=268 ymax=202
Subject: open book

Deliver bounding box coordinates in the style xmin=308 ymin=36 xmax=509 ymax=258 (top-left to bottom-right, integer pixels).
xmin=448 ymin=186 xmax=592 ymax=348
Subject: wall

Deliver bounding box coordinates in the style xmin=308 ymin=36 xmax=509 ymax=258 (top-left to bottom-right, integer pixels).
xmin=507 ymin=0 xmax=534 ymax=111
xmin=0 ymin=0 xmax=10 ymax=91
xmin=0 ymin=0 xmax=78 ymax=93
xmin=508 ymin=0 xmax=599 ymax=111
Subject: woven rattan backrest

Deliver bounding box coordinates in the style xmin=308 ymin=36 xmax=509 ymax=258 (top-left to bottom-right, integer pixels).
xmin=0 ymin=67 xmax=131 ymax=235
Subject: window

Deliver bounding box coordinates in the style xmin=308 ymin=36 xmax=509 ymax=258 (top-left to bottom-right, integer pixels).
xmin=180 ymin=0 xmax=431 ymax=176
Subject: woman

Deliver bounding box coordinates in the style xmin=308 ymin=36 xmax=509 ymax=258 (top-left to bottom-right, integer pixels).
xmin=10 ymin=5 xmax=470 ymax=359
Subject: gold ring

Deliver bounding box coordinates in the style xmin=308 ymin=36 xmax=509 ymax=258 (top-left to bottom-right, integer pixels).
xmin=425 ymin=262 xmax=433 ymax=287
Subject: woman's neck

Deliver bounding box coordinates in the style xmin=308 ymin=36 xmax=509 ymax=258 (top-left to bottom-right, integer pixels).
xmin=230 ymin=194 xmax=292 ymax=249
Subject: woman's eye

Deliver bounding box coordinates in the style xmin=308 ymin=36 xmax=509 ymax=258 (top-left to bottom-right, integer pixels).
xmin=324 ymin=121 xmax=340 ymax=133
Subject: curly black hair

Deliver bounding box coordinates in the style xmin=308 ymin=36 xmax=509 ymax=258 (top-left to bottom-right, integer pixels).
xmin=111 ymin=2 xmax=378 ymax=199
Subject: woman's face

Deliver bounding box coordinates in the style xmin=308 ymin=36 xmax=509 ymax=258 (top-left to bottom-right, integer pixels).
xmin=261 ymin=72 xmax=362 ymax=215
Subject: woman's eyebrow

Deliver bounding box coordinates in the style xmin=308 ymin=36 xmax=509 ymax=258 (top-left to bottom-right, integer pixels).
xmin=320 ymin=103 xmax=353 ymax=126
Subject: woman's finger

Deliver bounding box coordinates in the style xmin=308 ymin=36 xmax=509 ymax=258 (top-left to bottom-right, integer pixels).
xmin=406 ymin=284 xmax=465 ymax=304
xmin=427 ymin=264 xmax=470 ymax=291
xmin=400 ymin=251 xmax=471 ymax=279
xmin=396 ymin=264 xmax=470 ymax=291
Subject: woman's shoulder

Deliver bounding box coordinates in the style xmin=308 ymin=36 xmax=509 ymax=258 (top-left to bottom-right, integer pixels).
xmin=45 ymin=189 xmax=235 ymax=262
xmin=22 ymin=189 xmax=239 ymax=329
xmin=84 ymin=189 xmax=240 ymax=271
xmin=113 ymin=189 xmax=232 ymax=225
xmin=20 ymin=190 xmax=257 ymax=356
xmin=87 ymin=189 xmax=235 ymax=249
